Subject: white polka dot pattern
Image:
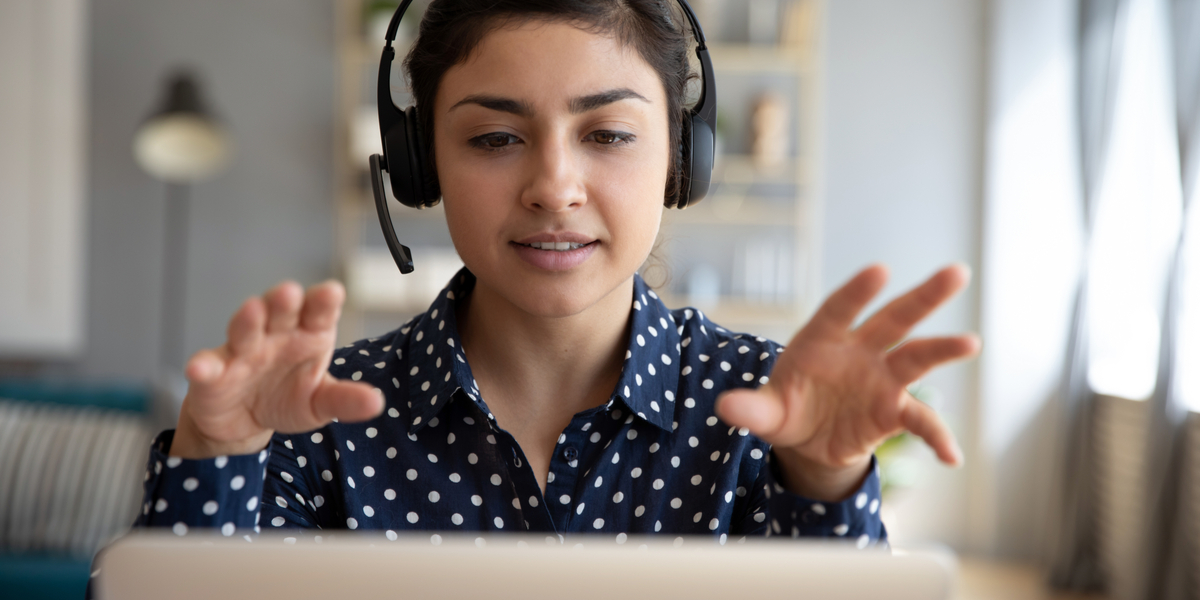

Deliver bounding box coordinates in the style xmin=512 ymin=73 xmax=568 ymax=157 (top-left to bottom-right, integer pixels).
xmin=130 ymin=270 xmax=884 ymax=549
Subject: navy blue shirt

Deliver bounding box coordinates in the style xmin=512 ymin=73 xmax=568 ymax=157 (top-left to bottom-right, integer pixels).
xmin=130 ymin=269 xmax=885 ymax=546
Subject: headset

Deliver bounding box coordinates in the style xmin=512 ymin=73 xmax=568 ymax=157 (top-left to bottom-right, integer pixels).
xmin=369 ymin=0 xmax=717 ymax=274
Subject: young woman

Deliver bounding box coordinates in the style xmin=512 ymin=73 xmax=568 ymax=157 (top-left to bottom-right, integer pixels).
xmin=132 ymin=0 xmax=977 ymax=548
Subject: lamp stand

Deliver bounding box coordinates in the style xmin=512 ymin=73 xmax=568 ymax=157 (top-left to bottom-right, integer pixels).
xmin=160 ymin=182 xmax=190 ymax=372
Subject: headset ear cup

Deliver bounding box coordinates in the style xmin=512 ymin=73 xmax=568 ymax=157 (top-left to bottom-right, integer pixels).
xmin=416 ymin=109 xmax=441 ymax=203
xmin=683 ymin=113 xmax=714 ymax=208
xmin=383 ymin=114 xmax=416 ymax=208
xmin=401 ymin=108 xmax=429 ymax=207
xmin=404 ymin=107 xmax=439 ymax=206
xmin=669 ymin=115 xmax=692 ymax=209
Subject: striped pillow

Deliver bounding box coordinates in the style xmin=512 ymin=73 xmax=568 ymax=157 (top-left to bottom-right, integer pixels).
xmin=0 ymin=400 xmax=152 ymax=557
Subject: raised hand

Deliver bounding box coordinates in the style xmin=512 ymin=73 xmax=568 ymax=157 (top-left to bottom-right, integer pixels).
xmin=170 ymin=281 xmax=384 ymax=459
xmin=715 ymin=264 xmax=980 ymax=501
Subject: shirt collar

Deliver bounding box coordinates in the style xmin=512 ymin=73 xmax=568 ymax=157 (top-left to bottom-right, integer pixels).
xmin=405 ymin=269 xmax=680 ymax=434
xmin=608 ymin=276 xmax=680 ymax=432
xmin=405 ymin=269 xmax=478 ymax=434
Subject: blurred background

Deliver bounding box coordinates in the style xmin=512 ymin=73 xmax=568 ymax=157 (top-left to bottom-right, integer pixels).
xmin=2 ymin=0 xmax=1198 ymax=598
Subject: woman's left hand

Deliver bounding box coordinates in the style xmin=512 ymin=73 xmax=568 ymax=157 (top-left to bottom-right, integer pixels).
xmin=714 ymin=264 xmax=980 ymax=502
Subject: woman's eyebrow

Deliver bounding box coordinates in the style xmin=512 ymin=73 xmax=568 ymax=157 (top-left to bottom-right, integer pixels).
xmin=448 ymin=88 xmax=649 ymax=117
xmin=568 ymin=88 xmax=650 ymax=114
xmin=449 ymin=95 xmax=535 ymax=117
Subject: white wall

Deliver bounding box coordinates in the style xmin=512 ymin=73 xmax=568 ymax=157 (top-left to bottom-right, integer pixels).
xmin=0 ymin=0 xmax=87 ymax=357
xmin=980 ymin=0 xmax=1084 ymax=561
xmin=821 ymin=0 xmax=987 ymax=550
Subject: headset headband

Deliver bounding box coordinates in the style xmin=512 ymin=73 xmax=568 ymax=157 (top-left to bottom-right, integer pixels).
xmin=382 ymin=0 xmax=714 ymax=123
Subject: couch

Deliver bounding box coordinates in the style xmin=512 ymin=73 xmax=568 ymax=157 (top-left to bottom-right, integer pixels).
xmin=0 ymin=381 xmax=154 ymax=600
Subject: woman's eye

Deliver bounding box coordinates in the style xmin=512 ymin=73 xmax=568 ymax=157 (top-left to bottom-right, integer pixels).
xmin=590 ymin=131 xmax=633 ymax=145
xmin=470 ymin=133 xmax=520 ymax=151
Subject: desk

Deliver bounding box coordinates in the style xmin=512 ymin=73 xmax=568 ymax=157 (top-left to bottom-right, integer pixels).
xmin=957 ymin=558 xmax=1107 ymax=600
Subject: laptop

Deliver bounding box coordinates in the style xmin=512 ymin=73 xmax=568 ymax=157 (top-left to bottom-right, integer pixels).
xmin=95 ymin=531 xmax=957 ymax=599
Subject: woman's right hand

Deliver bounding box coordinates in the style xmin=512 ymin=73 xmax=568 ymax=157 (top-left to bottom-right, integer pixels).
xmin=169 ymin=280 xmax=384 ymax=459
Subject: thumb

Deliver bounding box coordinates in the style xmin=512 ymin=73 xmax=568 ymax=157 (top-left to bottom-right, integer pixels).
xmin=715 ymin=387 xmax=786 ymax=443
xmin=310 ymin=376 xmax=385 ymax=424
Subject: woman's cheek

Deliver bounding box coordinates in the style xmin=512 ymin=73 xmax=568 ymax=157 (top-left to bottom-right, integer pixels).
xmin=442 ymin=159 xmax=512 ymax=230
xmin=608 ymin=154 xmax=668 ymax=246
xmin=440 ymin=174 xmax=493 ymax=267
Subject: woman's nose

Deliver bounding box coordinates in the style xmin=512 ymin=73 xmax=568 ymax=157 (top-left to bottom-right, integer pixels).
xmin=519 ymin=137 xmax=587 ymax=213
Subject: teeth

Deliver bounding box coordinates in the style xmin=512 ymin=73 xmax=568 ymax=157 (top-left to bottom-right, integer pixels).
xmin=528 ymin=241 xmax=586 ymax=251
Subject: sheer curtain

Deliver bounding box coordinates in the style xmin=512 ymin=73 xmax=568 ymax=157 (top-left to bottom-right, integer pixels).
xmin=1050 ymin=0 xmax=1200 ymax=598
xmin=1176 ymin=1 xmax=1200 ymax=420
xmin=1047 ymin=0 xmax=1125 ymax=590
xmin=1141 ymin=2 xmax=1200 ymax=598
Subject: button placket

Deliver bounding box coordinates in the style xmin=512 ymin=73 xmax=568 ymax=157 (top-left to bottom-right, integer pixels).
xmin=496 ymin=429 xmax=555 ymax=532
xmin=543 ymin=422 xmax=589 ymax=532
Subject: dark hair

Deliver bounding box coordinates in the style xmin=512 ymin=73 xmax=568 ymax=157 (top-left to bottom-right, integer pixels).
xmin=403 ymin=0 xmax=695 ymax=204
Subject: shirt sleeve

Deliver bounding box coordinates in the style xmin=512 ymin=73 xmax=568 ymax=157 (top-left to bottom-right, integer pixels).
xmin=257 ymin=432 xmax=323 ymax=530
xmin=132 ymin=429 xmax=273 ymax=537
xmin=735 ymin=450 xmax=887 ymax=548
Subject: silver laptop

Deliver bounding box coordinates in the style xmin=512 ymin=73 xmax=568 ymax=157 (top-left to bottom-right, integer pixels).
xmin=95 ymin=531 xmax=957 ymax=599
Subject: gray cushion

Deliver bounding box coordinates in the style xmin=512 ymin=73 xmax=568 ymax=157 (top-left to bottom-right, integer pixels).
xmin=0 ymin=400 xmax=152 ymax=557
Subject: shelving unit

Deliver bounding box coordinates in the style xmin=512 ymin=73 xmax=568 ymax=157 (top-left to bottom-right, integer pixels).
xmin=332 ymin=0 xmax=824 ymax=345
xmin=656 ymin=32 xmax=823 ymax=343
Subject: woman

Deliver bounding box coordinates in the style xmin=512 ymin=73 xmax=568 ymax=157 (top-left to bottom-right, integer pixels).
xmin=135 ymin=0 xmax=977 ymax=548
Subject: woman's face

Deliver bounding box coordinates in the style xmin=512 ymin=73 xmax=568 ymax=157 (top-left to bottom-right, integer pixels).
xmin=434 ymin=20 xmax=670 ymax=318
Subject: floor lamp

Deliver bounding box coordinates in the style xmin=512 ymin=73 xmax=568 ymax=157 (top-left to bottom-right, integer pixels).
xmin=132 ymin=70 xmax=232 ymax=375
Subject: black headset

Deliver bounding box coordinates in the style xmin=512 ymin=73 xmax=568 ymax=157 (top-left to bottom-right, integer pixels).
xmin=369 ymin=0 xmax=717 ymax=274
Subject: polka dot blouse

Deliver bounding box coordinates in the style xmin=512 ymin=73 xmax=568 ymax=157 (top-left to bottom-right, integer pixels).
xmin=132 ymin=269 xmax=886 ymax=546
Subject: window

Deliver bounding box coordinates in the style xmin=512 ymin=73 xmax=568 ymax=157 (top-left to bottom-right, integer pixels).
xmin=1085 ymin=0 xmax=1183 ymax=400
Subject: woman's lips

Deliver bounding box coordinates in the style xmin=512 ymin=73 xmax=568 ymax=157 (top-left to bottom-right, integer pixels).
xmin=510 ymin=240 xmax=598 ymax=271
xmin=513 ymin=232 xmax=597 ymax=246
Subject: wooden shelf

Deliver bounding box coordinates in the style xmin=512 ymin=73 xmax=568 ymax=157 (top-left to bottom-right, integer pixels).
xmin=708 ymin=43 xmax=815 ymax=74
xmin=715 ymin=154 xmax=809 ymax=184
xmin=656 ymin=293 xmax=807 ymax=329
xmin=349 ymin=297 xmax=431 ymax=315
xmin=664 ymin=196 xmax=800 ymax=227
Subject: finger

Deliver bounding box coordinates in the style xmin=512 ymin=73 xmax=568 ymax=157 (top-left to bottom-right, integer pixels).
xmin=802 ymin=264 xmax=889 ymax=340
xmin=227 ymin=296 xmax=266 ymax=356
xmin=264 ymin=281 xmax=304 ymax=334
xmin=855 ymin=263 xmax=970 ymax=350
xmin=309 ymin=376 xmax=385 ymax=424
xmin=714 ymin=387 xmax=789 ymax=445
xmin=886 ymin=334 xmax=981 ymax=384
xmin=899 ymin=395 xmax=962 ymax=466
xmin=299 ymin=280 xmax=346 ymax=332
xmin=184 ymin=348 xmax=228 ymax=385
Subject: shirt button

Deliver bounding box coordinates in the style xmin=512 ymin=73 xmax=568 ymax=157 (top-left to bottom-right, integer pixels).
xmin=563 ymin=447 xmax=578 ymax=461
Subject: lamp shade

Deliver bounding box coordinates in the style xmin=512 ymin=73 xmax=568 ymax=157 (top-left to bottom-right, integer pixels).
xmin=133 ymin=71 xmax=231 ymax=183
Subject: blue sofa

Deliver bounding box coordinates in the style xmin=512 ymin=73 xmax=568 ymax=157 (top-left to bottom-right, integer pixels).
xmin=0 ymin=380 xmax=152 ymax=600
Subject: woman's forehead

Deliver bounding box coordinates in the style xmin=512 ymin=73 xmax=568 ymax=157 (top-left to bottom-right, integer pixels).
xmin=435 ymin=20 xmax=664 ymax=113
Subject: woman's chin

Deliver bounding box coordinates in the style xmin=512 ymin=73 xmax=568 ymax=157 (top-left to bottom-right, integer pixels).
xmin=508 ymin=281 xmax=615 ymax=319
xmin=475 ymin=265 xmax=636 ymax=321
